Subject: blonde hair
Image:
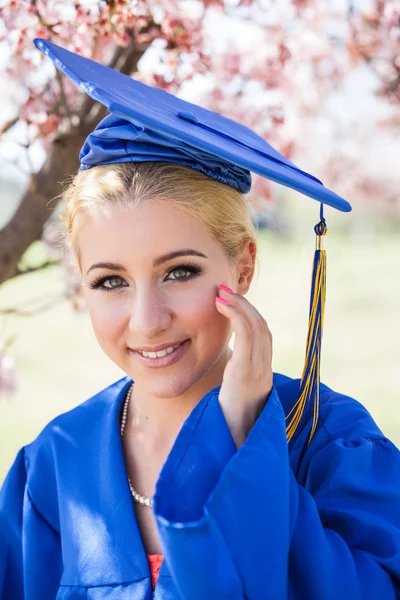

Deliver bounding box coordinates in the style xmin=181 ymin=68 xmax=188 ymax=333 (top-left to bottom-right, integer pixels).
xmin=60 ymin=161 xmax=257 ymax=272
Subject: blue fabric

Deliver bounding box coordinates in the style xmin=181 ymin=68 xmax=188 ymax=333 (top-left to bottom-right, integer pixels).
xmin=79 ymin=114 xmax=252 ymax=193
xmin=33 ymin=38 xmax=352 ymax=213
xmin=1 ymin=374 xmax=400 ymax=599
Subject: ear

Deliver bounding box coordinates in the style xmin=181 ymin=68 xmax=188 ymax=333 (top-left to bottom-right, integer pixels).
xmin=236 ymin=238 xmax=257 ymax=295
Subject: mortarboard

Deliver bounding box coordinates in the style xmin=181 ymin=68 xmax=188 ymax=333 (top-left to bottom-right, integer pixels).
xmin=34 ymin=38 xmax=352 ymax=444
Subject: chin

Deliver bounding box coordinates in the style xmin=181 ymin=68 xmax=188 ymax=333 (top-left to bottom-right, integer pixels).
xmin=134 ymin=360 xmax=221 ymax=400
xmin=112 ymin=343 xmax=227 ymax=399
xmin=139 ymin=373 xmax=205 ymax=400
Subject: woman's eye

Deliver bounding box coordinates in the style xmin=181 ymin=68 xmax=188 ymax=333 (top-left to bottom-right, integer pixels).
xmin=168 ymin=268 xmax=191 ymax=280
xmin=165 ymin=265 xmax=202 ymax=282
xmin=89 ymin=275 xmax=126 ymax=291
xmin=103 ymin=276 xmax=124 ymax=289
xmin=89 ymin=264 xmax=202 ymax=291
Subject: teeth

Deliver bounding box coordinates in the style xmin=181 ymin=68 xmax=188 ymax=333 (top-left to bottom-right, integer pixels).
xmin=139 ymin=344 xmax=180 ymax=359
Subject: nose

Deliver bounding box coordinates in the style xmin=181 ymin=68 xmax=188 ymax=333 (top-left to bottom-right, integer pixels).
xmin=128 ymin=285 xmax=172 ymax=340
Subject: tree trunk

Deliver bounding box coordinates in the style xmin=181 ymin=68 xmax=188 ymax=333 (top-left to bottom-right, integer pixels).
xmin=0 ymin=126 xmax=91 ymax=285
xmin=0 ymin=42 xmax=145 ymax=286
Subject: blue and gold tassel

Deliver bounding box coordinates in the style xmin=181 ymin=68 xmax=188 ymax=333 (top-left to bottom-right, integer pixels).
xmin=286 ymin=204 xmax=327 ymax=445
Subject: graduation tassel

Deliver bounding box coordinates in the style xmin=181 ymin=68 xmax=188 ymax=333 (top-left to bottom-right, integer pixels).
xmin=286 ymin=204 xmax=327 ymax=445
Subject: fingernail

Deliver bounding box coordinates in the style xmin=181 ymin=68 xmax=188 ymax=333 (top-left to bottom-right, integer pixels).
xmin=216 ymin=297 xmax=229 ymax=305
xmin=219 ymin=284 xmax=233 ymax=293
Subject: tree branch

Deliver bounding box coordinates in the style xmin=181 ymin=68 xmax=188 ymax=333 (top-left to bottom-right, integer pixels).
xmin=0 ymin=122 xmax=92 ymax=285
xmin=346 ymin=0 xmax=397 ymax=94
xmin=0 ymin=116 xmax=19 ymax=137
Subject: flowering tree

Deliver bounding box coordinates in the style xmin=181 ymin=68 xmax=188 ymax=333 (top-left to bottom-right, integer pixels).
xmin=348 ymin=0 xmax=399 ymax=109
xmin=0 ymin=0 xmax=398 ymax=392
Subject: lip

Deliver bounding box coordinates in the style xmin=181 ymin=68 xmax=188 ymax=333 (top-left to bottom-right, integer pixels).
xmin=130 ymin=339 xmax=191 ymax=368
xmin=131 ymin=340 xmax=188 ymax=353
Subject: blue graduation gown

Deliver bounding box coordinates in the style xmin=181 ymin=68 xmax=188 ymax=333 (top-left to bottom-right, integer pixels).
xmin=1 ymin=373 xmax=400 ymax=599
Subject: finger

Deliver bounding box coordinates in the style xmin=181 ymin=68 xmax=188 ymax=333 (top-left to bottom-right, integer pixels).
xmin=217 ymin=289 xmax=267 ymax=368
xmin=218 ymin=287 xmax=271 ymax=366
xmin=219 ymin=286 xmax=265 ymax=331
xmin=215 ymin=297 xmax=252 ymax=369
xmin=216 ymin=296 xmax=272 ymax=393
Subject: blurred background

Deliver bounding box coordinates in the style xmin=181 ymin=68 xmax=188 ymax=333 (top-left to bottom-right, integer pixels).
xmin=0 ymin=0 xmax=399 ymax=483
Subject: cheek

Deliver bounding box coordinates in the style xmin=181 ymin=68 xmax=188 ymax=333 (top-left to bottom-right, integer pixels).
xmin=85 ymin=296 xmax=125 ymax=342
xmin=178 ymin=288 xmax=229 ymax=335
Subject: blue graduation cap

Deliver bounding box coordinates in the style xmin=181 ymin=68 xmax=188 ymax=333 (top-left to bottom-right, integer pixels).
xmin=34 ymin=38 xmax=352 ymax=445
xmin=34 ymin=38 xmax=350 ymax=213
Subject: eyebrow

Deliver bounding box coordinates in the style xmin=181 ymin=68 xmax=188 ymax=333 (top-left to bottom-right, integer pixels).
xmin=86 ymin=249 xmax=208 ymax=275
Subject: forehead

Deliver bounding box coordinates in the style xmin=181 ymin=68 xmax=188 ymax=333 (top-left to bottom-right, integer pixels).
xmin=78 ymin=200 xmax=222 ymax=268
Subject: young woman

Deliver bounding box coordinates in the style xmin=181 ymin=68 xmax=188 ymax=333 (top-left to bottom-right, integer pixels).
xmin=0 ymin=40 xmax=399 ymax=600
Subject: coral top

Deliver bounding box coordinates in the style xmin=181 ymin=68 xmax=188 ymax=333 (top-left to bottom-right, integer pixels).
xmin=147 ymin=554 xmax=164 ymax=590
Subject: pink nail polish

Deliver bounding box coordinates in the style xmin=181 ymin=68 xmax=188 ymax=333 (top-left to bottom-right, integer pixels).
xmin=216 ymin=297 xmax=229 ymax=305
xmin=219 ymin=284 xmax=233 ymax=293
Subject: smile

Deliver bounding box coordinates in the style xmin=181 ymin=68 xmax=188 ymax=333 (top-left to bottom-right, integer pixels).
xmin=137 ymin=344 xmax=180 ymax=359
xmin=130 ymin=339 xmax=191 ymax=367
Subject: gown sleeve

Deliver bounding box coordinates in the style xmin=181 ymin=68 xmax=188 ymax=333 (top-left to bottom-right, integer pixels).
xmin=153 ymin=387 xmax=400 ymax=600
xmin=0 ymin=448 xmax=63 ymax=599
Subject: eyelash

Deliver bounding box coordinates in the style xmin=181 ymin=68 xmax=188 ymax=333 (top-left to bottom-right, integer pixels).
xmin=88 ymin=262 xmax=203 ymax=293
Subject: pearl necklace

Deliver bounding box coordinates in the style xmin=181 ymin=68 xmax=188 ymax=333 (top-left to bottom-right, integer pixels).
xmin=120 ymin=383 xmax=153 ymax=508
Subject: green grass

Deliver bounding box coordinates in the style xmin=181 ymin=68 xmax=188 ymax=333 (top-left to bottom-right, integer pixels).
xmin=1 ymin=206 xmax=400 ymax=483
